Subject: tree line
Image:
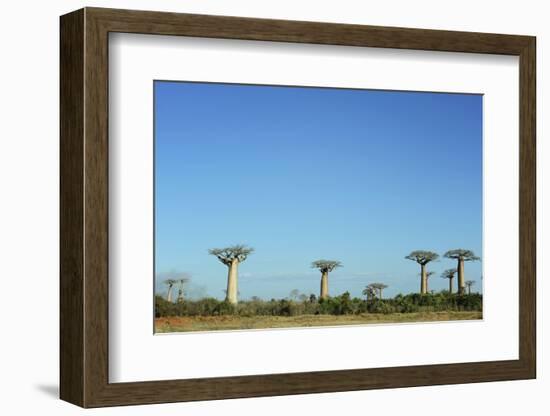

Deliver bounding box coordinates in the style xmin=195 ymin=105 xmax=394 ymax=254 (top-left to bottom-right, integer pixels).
xmin=161 ymin=245 xmax=481 ymax=306
xmin=155 ymin=290 xmax=482 ymax=318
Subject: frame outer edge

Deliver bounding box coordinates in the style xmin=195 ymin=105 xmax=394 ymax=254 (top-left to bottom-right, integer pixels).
xmin=519 ymin=37 xmax=536 ymax=378
xmin=60 ymin=8 xmax=86 ymax=407
xmin=60 ymin=7 xmax=537 ymax=407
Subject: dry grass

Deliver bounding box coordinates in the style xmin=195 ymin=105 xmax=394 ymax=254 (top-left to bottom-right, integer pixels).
xmin=155 ymin=311 xmax=482 ymax=333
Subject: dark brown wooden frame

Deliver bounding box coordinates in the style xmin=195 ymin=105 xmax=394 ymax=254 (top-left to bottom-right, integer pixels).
xmin=60 ymin=7 xmax=536 ymax=408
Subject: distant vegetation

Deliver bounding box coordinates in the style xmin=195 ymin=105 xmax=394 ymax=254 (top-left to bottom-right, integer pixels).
xmin=155 ymin=291 xmax=482 ymax=318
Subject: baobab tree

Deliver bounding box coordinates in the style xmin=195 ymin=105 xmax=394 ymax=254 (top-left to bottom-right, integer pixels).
xmin=289 ymin=289 xmax=301 ymax=301
xmin=370 ymin=283 xmax=388 ymax=299
xmin=209 ymin=244 xmax=254 ymax=304
xmin=164 ymin=279 xmax=176 ymax=302
xmin=362 ymin=284 xmax=377 ymax=301
xmin=444 ymin=249 xmax=480 ymax=295
xmin=176 ymin=277 xmax=189 ymax=303
xmin=405 ymin=250 xmax=439 ymax=294
xmin=465 ymin=280 xmax=476 ymax=295
xmin=441 ymin=268 xmax=457 ymax=293
xmin=419 ymin=271 xmax=436 ymax=293
xmin=311 ymin=260 xmax=342 ymax=299
xmin=164 ymin=279 xmax=177 ymax=302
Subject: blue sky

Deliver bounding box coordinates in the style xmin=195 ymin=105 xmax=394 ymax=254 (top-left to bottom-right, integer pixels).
xmin=154 ymin=81 xmax=483 ymax=300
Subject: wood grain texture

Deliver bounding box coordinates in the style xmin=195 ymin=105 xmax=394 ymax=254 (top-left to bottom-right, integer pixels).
xmin=518 ymin=38 xmax=536 ymax=376
xmin=59 ymin=8 xmax=84 ymax=407
xmin=59 ymin=7 xmax=536 ymax=408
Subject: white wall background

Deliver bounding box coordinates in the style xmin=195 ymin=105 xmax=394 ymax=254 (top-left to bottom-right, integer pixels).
xmin=0 ymin=0 xmax=545 ymax=414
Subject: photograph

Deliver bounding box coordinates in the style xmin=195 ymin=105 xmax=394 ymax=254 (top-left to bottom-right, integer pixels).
xmin=153 ymin=80 xmax=483 ymax=333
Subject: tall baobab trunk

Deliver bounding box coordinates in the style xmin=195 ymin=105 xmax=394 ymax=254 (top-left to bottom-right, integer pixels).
xmin=167 ymin=286 xmax=173 ymax=302
xmin=467 ymin=285 xmax=471 ymax=295
xmin=457 ymin=259 xmax=465 ymax=294
xmin=320 ymin=271 xmax=329 ymax=299
xmin=210 ymin=245 xmax=253 ymax=305
xmin=226 ymin=259 xmax=239 ymax=304
xmin=420 ymin=264 xmax=427 ymax=295
xmin=449 ymin=277 xmax=454 ymax=294
xmin=424 ymin=272 xmax=434 ymax=293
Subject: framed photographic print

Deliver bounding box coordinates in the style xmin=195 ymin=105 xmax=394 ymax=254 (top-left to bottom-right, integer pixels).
xmin=60 ymin=7 xmax=536 ymax=408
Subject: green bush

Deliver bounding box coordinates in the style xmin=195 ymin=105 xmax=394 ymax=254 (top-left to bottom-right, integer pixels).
xmin=155 ymin=291 xmax=482 ymax=317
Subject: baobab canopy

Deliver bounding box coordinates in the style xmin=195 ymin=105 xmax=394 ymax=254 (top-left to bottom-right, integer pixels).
xmin=441 ymin=268 xmax=457 ymax=279
xmin=405 ymin=250 xmax=439 ymax=265
xmin=209 ymin=245 xmax=254 ymax=265
xmin=311 ymin=260 xmax=342 ymax=272
xmin=443 ymin=249 xmax=480 ymax=261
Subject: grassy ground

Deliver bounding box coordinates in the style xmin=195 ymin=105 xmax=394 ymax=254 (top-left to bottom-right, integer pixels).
xmin=155 ymin=311 xmax=482 ymax=333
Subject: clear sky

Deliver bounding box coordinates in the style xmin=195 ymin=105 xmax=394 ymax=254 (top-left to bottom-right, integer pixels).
xmin=154 ymin=81 xmax=483 ymax=300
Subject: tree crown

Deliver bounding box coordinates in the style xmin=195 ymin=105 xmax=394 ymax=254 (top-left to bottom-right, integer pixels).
xmin=441 ymin=268 xmax=457 ymax=279
xmin=362 ymin=285 xmax=377 ymax=296
xmin=164 ymin=278 xmax=177 ymax=286
xmin=405 ymin=250 xmax=439 ymax=265
xmin=465 ymin=280 xmax=476 ymax=286
xmin=311 ymin=259 xmax=342 ymax=273
xmin=209 ymin=244 xmax=254 ymax=265
xmin=443 ymin=249 xmax=480 ymax=262
xmin=370 ymin=282 xmax=388 ymax=290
